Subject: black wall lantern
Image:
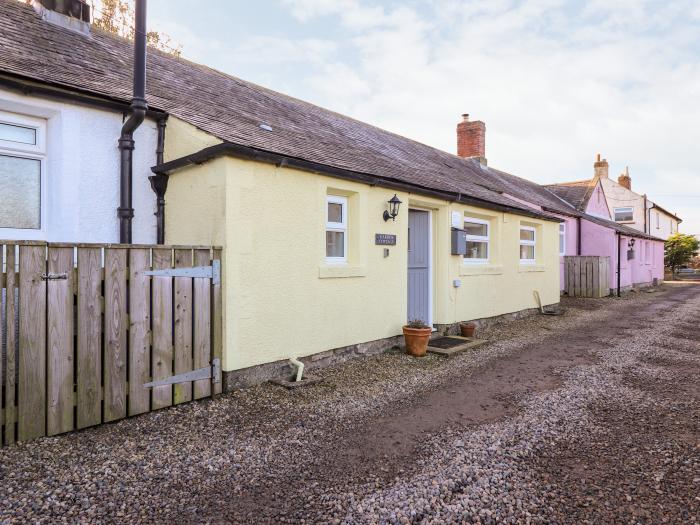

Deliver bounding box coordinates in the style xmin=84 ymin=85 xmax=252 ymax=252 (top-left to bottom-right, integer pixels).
xmin=383 ymin=194 xmax=402 ymax=222
xmin=628 ymin=238 xmax=636 ymax=248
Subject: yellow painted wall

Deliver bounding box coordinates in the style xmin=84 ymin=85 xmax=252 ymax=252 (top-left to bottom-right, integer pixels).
xmin=163 ymin=117 xmax=222 ymax=162
xmin=165 ymin=155 xmax=561 ymax=372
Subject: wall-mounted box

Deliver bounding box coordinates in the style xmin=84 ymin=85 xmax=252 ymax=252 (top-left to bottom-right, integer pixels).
xmin=451 ymin=228 xmax=466 ymax=255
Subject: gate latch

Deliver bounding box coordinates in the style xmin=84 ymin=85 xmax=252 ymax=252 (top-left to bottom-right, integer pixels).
xmin=41 ymin=273 xmax=68 ymax=281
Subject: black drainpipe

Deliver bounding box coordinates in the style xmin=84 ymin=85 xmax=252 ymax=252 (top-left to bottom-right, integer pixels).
xmin=616 ymin=233 xmax=622 ymax=297
xmin=118 ymin=0 xmax=148 ymax=244
xmin=149 ymin=117 xmax=168 ymax=244
xmin=576 ymin=217 xmax=582 ymax=255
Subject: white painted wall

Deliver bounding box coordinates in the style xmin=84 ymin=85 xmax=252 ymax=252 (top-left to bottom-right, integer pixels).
xmin=0 ymin=87 xmax=157 ymax=243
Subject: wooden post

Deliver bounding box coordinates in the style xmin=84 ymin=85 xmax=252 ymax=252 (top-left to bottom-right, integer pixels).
xmin=18 ymin=244 xmax=47 ymax=441
xmin=76 ymin=247 xmax=103 ymax=429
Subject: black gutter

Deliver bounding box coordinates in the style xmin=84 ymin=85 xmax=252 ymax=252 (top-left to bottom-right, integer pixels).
xmin=643 ymin=194 xmax=648 ymax=234
xmin=149 ymin=116 xmax=168 ymax=244
xmin=118 ymin=0 xmax=148 ymax=243
xmin=617 ymin=233 xmax=622 ymax=297
xmin=577 ymin=217 xmax=582 ymax=255
xmin=0 ymin=74 xmax=164 ymax=120
xmin=151 ymin=142 xmax=562 ymax=223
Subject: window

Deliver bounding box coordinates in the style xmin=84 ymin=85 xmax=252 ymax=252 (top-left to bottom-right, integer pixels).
xmin=0 ymin=111 xmax=45 ymax=230
xmin=463 ymin=217 xmax=489 ymax=262
xmin=559 ymin=223 xmax=566 ymax=256
xmin=655 ymin=211 xmax=660 ymax=229
xmin=325 ymin=195 xmax=347 ymax=262
xmin=519 ymin=226 xmax=536 ymax=263
xmin=614 ymin=207 xmax=634 ymax=222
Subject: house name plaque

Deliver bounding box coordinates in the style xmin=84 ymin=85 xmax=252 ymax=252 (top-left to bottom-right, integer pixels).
xmin=375 ymin=234 xmax=397 ymax=246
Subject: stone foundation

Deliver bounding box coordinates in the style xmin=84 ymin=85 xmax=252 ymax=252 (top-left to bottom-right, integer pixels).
xmin=222 ymin=303 xmax=561 ymax=391
xmin=223 ymin=335 xmax=405 ymax=391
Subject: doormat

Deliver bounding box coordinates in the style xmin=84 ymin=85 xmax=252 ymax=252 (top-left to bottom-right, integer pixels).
xmin=427 ymin=336 xmax=487 ymax=358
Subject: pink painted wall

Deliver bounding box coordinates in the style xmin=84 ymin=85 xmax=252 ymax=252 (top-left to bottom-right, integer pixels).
xmin=584 ymin=183 xmax=611 ymax=218
xmin=579 ymin=221 xmax=664 ymax=291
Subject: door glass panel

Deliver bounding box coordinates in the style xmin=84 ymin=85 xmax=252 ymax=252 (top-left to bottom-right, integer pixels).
xmin=0 ymin=122 xmax=36 ymax=145
xmin=0 ymin=155 xmax=41 ymax=229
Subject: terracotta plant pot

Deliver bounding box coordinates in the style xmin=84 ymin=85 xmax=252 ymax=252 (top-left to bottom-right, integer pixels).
xmin=460 ymin=322 xmax=477 ymax=338
xmin=402 ymin=326 xmax=432 ymax=357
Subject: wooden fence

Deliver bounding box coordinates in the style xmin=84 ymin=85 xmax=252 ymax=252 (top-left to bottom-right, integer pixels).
xmin=564 ymin=255 xmax=610 ymax=298
xmin=1 ymin=242 xmax=222 ymax=446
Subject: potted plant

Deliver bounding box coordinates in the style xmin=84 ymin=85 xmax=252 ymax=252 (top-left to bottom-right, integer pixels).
xmin=460 ymin=321 xmax=477 ymax=338
xmin=403 ymin=319 xmax=432 ymax=357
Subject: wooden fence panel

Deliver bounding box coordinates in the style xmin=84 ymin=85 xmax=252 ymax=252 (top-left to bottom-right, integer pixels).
xmin=173 ymin=249 xmax=193 ymax=404
xmin=18 ymin=244 xmax=47 ymax=441
xmin=76 ymin=247 xmax=102 ymax=429
xmin=47 ymin=247 xmax=74 ymax=436
xmin=103 ymin=249 xmax=127 ymax=422
xmin=193 ymin=249 xmax=211 ymax=399
xmin=151 ymin=248 xmax=173 ymax=410
xmin=565 ymin=256 xmax=611 ymax=298
xmin=4 ymin=245 xmax=17 ymax=445
xmin=129 ymin=248 xmax=151 ymax=416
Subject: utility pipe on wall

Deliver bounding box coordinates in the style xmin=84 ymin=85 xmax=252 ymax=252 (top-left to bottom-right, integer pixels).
xmin=617 ymin=233 xmax=622 ymax=297
xmin=118 ymin=0 xmax=148 ymax=243
xmin=149 ymin=117 xmax=168 ymax=244
xmin=289 ymin=357 xmax=305 ymax=382
xmin=576 ymin=217 xmax=582 ymax=256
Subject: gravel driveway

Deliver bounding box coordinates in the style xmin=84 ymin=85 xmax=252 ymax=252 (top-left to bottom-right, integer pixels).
xmin=1 ymin=283 xmax=698 ymax=524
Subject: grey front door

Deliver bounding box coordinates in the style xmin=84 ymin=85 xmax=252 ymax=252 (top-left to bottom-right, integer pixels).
xmin=407 ymin=209 xmax=430 ymax=325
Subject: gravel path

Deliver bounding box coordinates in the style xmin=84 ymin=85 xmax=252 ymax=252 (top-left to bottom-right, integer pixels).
xmin=0 ymin=283 xmax=698 ymax=524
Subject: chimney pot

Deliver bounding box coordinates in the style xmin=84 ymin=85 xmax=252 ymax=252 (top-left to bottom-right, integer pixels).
xmin=456 ymin=114 xmax=486 ymax=165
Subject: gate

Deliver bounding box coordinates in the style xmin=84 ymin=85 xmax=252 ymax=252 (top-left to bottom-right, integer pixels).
xmin=564 ymin=255 xmax=610 ymax=298
xmin=0 ymin=241 xmax=222 ymax=446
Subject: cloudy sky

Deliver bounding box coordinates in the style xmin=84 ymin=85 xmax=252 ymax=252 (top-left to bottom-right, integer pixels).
xmin=148 ymin=0 xmax=700 ymax=232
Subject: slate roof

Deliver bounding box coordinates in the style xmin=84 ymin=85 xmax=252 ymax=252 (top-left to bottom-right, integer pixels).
xmin=0 ymin=0 xmax=561 ymax=220
xmin=544 ymin=180 xmax=598 ymax=212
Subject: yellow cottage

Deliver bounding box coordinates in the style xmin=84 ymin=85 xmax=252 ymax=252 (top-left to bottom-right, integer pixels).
xmin=157 ymin=119 xmax=560 ymax=388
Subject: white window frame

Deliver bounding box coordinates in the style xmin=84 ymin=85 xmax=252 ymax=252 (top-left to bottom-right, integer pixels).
xmin=325 ymin=195 xmax=348 ymax=264
xmin=559 ymin=222 xmax=566 ymax=256
xmin=614 ymin=206 xmax=634 ymax=222
xmin=0 ymin=110 xmax=47 ymax=238
xmin=463 ymin=216 xmax=489 ymax=263
xmin=519 ymin=226 xmax=536 ymax=264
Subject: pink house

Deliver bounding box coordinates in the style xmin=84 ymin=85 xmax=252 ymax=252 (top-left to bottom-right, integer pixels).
xmin=455 ymin=117 xmax=665 ymax=295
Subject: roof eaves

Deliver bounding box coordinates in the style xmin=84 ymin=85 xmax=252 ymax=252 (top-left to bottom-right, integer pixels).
xmin=153 ymin=142 xmax=563 ymax=223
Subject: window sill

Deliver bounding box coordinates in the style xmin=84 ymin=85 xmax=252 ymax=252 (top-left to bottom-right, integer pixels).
xmin=460 ymin=264 xmax=503 ymax=276
xmin=318 ymin=264 xmax=367 ymax=279
xmin=518 ymin=264 xmax=546 ymax=273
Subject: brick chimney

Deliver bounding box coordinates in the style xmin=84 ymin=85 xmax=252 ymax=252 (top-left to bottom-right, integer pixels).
xmin=618 ymin=166 xmax=631 ymax=190
xmin=457 ymin=114 xmax=486 ymax=165
xmin=33 ymin=0 xmax=91 ymax=34
xmin=593 ymin=153 xmax=608 ymax=179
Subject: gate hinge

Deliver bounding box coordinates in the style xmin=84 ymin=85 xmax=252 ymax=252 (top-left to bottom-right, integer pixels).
xmin=144 ymin=260 xmax=220 ymax=285
xmin=143 ymin=358 xmax=221 ymax=388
